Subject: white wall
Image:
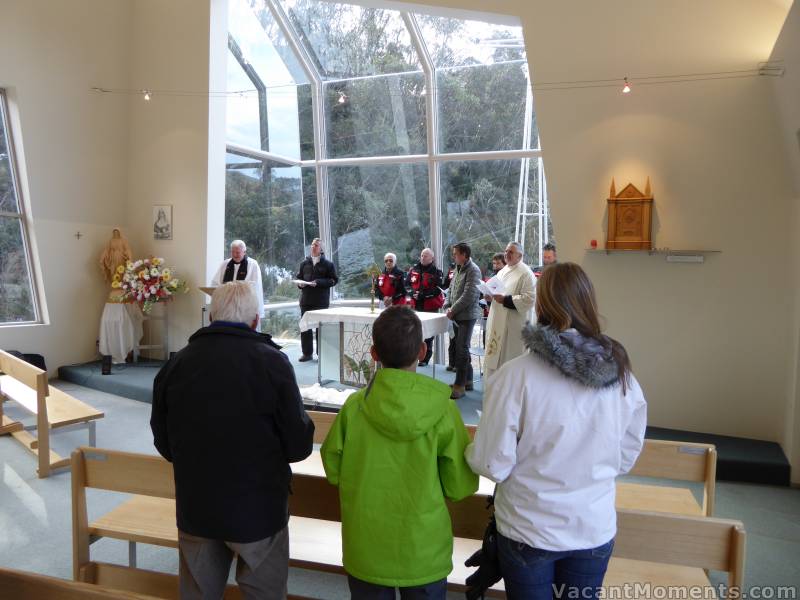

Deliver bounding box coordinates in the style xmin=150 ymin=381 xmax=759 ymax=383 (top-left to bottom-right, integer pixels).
xmin=769 ymin=0 xmax=800 ymax=479
xmin=0 ymin=0 xmax=132 ymax=372
xmin=523 ymin=0 xmax=795 ymax=453
xmin=397 ymin=0 xmax=798 ymax=473
xmin=126 ymin=0 xmax=213 ymax=351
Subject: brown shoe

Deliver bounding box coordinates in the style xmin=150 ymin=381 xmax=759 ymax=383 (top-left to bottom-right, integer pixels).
xmin=450 ymin=384 xmax=466 ymax=399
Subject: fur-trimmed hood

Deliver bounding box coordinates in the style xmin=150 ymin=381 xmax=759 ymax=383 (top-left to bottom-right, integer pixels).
xmin=522 ymin=324 xmax=619 ymax=389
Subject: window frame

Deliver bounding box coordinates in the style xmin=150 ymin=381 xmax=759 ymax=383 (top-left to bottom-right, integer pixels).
xmin=0 ymin=88 xmax=42 ymax=326
xmin=224 ymin=2 xmax=550 ymax=301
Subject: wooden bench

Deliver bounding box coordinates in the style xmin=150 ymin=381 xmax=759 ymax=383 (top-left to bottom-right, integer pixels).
xmin=307 ymin=410 xmax=717 ymax=517
xmin=0 ymin=349 xmax=103 ymax=477
xmin=0 ymin=565 xmax=320 ymax=600
xmin=72 ymin=447 xmax=744 ymax=599
xmin=0 ymin=565 xmax=160 ymax=599
xmin=625 ymin=438 xmax=716 ymax=516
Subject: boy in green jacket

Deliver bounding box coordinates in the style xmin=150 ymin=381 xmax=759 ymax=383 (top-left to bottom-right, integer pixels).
xmin=321 ymin=306 xmax=479 ymax=599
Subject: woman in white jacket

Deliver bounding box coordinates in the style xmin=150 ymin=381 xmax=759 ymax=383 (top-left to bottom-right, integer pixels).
xmin=465 ymin=262 xmax=647 ymax=599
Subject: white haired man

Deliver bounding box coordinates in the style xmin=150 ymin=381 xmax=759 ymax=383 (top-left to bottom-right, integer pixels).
xmin=406 ymin=248 xmax=444 ymax=367
xmin=484 ymin=241 xmax=536 ymax=380
xmin=151 ymin=281 xmax=315 ymax=599
xmin=211 ymin=240 xmax=264 ymax=318
xmin=376 ymin=252 xmax=408 ymax=309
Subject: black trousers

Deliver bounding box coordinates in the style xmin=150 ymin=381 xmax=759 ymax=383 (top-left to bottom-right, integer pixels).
xmin=300 ymin=305 xmax=324 ymax=357
xmin=448 ymin=335 xmax=456 ymax=367
xmin=452 ymin=319 xmax=476 ymax=386
xmin=415 ymin=306 xmax=437 ymax=364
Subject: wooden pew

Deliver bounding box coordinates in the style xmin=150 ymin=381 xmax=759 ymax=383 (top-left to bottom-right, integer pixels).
xmin=625 ymin=439 xmax=716 ymax=516
xmin=72 ymin=447 xmax=744 ymax=599
xmin=307 ymin=410 xmax=717 ymax=517
xmin=0 ymin=349 xmax=103 ymax=477
xmin=0 ymin=565 xmax=160 ymax=599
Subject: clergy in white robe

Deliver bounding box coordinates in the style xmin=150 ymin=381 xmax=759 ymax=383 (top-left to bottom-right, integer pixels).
xmin=211 ymin=240 xmax=265 ymax=318
xmin=484 ymin=241 xmax=536 ymax=379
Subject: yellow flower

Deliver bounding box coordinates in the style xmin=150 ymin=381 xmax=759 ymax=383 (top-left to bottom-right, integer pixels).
xmin=113 ymin=273 xmax=121 ymax=283
xmin=152 ymin=258 xmax=162 ymax=266
xmin=116 ymin=265 xmax=125 ymax=274
xmin=161 ymin=269 xmax=171 ymax=279
xmin=111 ymin=281 xmax=121 ymax=288
xmin=126 ymin=261 xmax=134 ymax=270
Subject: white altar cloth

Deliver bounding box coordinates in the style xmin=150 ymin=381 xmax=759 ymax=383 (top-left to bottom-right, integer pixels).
xmin=99 ymin=303 xmax=143 ymax=364
xmin=298 ymin=306 xmax=448 ymax=339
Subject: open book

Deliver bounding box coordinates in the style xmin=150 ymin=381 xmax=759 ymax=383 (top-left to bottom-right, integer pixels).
xmin=477 ymin=276 xmax=506 ymax=296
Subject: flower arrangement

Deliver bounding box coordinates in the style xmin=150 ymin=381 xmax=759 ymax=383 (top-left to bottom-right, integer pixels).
xmin=112 ymin=257 xmax=188 ymax=313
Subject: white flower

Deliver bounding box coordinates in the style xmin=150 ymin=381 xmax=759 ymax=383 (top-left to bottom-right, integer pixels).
xmin=150 ymin=268 xmax=159 ymax=277
xmin=144 ymin=292 xmax=150 ymax=298
xmin=150 ymin=285 xmax=158 ymax=294
xmin=136 ymin=293 xmax=143 ymax=301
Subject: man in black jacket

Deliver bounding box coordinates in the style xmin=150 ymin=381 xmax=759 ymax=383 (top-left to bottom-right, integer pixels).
xmin=151 ymin=281 xmax=315 ymax=600
xmin=296 ymin=238 xmax=339 ymax=362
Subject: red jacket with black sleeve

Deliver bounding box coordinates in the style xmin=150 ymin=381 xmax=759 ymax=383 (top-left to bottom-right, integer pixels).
xmin=376 ymin=266 xmax=408 ymax=305
xmin=406 ymin=262 xmax=445 ymax=312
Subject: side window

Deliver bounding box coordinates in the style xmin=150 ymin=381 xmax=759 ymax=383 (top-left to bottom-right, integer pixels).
xmin=0 ymin=89 xmax=40 ymax=324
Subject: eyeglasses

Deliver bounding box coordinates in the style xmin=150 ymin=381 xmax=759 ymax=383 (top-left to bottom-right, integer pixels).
xmin=384 ymin=259 xmax=393 ymax=263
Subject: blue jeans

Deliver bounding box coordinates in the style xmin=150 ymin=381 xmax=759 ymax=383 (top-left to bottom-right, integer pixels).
xmin=497 ymin=532 xmax=614 ymax=600
xmin=347 ymin=575 xmax=447 ymax=599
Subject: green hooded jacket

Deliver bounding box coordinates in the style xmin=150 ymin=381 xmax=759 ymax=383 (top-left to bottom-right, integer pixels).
xmin=320 ymin=368 xmax=479 ymax=587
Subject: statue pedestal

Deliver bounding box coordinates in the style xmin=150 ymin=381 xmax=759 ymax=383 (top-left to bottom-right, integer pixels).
xmin=136 ymin=301 xmax=170 ymax=361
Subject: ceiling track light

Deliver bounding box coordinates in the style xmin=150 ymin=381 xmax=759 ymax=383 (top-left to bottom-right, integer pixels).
xmin=622 ymin=77 xmax=631 ymax=94
xmin=142 ymin=90 xmax=152 ymax=101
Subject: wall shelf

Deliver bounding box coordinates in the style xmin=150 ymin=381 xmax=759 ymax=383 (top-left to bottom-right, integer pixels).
xmin=586 ymin=248 xmax=721 ymax=255
xmin=586 ymin=248 xmax=721 ymax=262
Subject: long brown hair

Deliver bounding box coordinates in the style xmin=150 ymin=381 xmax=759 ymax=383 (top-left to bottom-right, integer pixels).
xmin=536 ymin=263 xmax=632 ymax=392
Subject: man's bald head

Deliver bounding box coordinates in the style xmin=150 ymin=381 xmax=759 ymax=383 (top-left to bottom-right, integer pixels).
xmin=420 ymin=248 xmax=434 ymax=266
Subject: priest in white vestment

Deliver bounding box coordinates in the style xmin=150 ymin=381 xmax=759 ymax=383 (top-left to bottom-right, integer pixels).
xmin=211 ymin=240 xmax=265 ymax=318
xmin=484 ymin=241 xmax=536 ymax=380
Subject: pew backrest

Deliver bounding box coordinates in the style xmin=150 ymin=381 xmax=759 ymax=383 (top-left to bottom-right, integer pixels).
xmin=307 ymin=411 xmax=717 ymax=516
xmin=288 ymin=469 xmax=744 ymax=588
xmin=0 ymin=349 xmax=49 ymax=393
xmin=628 ymin=439 xmax=717 ymax=515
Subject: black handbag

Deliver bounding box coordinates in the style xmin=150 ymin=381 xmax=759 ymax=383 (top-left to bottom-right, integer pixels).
xmin=464 ymin=494 xmax=502 ymax=600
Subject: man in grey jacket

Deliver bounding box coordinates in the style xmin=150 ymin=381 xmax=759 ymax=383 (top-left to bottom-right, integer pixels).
xmin=445 ymin=242 xmax=483 ymax=399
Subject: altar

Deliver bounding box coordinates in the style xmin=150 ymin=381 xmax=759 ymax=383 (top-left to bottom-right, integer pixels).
xmin=299 ymin=307 xmax=449 ymax=387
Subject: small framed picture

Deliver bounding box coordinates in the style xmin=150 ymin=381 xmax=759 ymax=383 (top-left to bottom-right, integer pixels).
xmin=153 ymin=205 xmax=172 ymax=240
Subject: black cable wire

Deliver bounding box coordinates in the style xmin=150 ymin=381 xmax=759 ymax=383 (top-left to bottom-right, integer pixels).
xmin=90 ymin=65 xmax=779 ymax=98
